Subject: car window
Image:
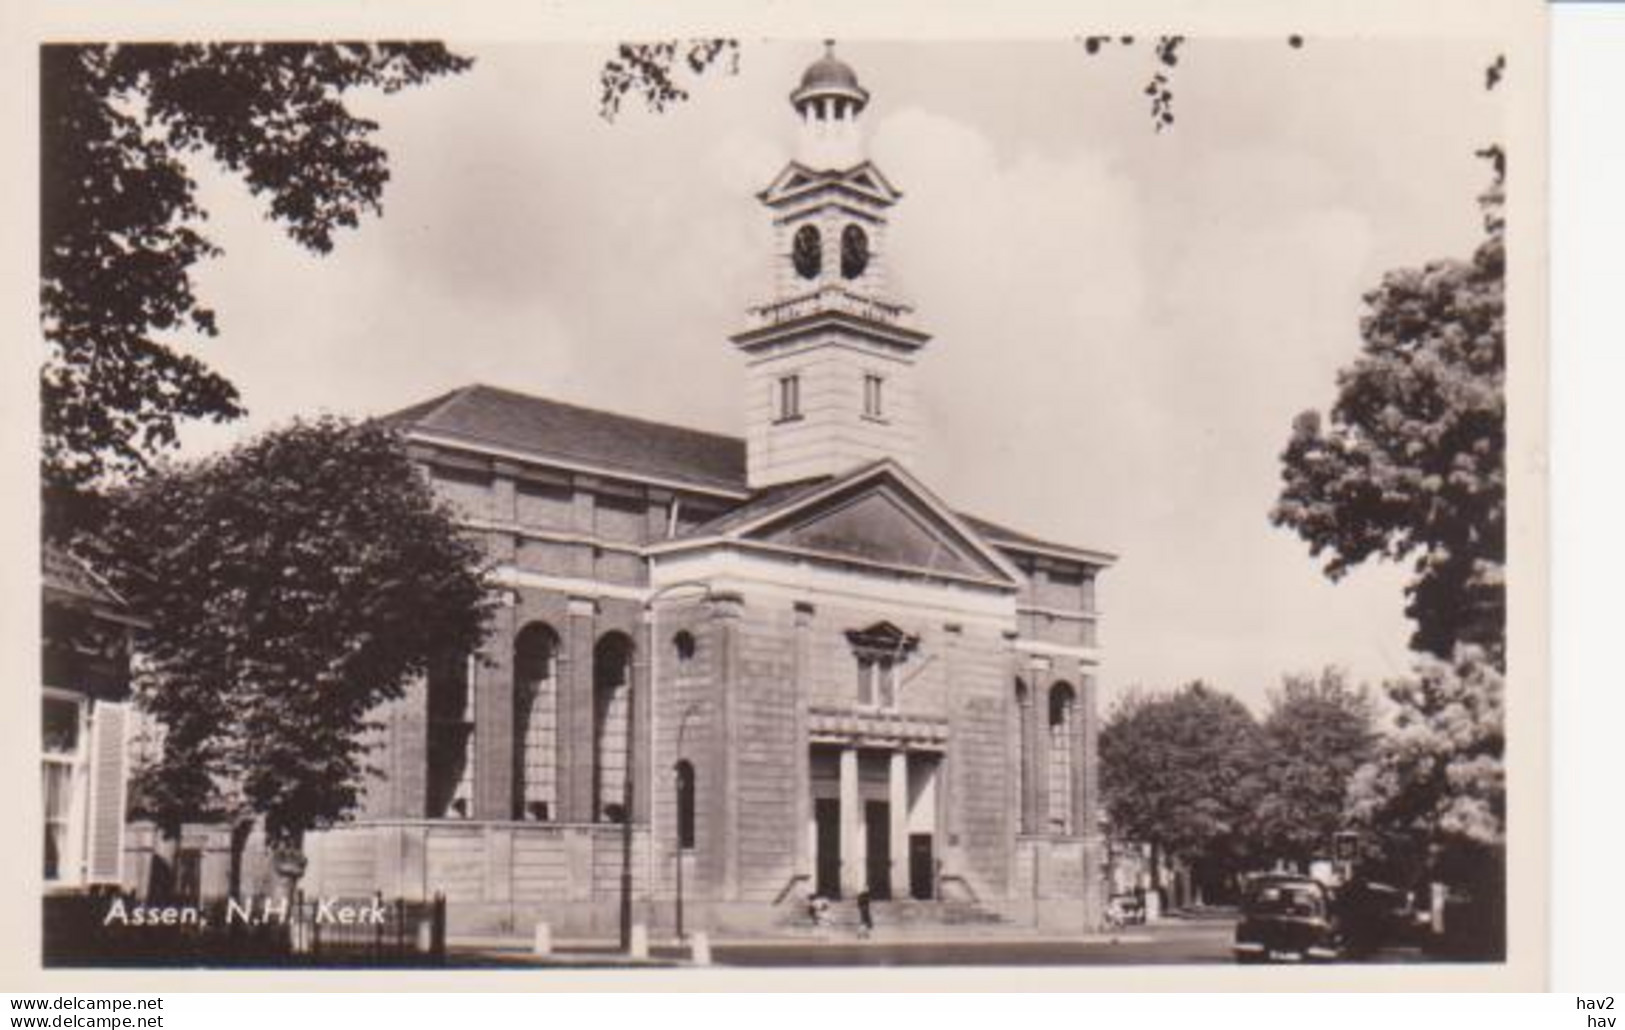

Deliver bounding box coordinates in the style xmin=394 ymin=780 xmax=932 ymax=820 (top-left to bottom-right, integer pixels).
xmin=1246 ymin=882 xmax=1326 ymax=918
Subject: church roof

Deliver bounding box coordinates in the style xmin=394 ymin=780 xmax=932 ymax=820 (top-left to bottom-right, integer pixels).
xmin=383 ymin=384 xmax=748 ymax=495
xmin=956 ymin=512 xmax=1117 ymax=566
xmin=800 ymin=51 xmax=862 ymax=94
xmin=385 ymin=384 xmax=1112 ymax=565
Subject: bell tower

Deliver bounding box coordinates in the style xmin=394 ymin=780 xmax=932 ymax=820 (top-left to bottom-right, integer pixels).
xmin=732 ymin=43 xmax=931 ymax=490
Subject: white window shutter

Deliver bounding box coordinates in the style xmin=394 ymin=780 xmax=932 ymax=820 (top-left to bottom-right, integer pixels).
xmin=85 ymin=701 xmax=129 ymax=885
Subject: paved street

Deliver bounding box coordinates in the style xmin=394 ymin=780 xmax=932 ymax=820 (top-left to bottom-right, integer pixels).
xmin=702 ymin=924 xmax=1234 ymax=967
xmin=453 ymin=913 xmax=1243 ymax=968
xmin=450 ymin=909 xmax=1438 ymax=968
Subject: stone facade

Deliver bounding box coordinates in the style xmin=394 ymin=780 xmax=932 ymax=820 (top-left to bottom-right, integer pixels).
xmin=150 ymin=48 xmax=1117 ymax=939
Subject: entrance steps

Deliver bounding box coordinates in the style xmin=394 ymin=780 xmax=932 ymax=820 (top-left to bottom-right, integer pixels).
xmin=778 ymin=898 xmax=1007 ymax=935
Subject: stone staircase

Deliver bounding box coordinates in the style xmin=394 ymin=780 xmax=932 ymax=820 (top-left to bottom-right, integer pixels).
xmin=777 ymin=897 xmax=1007 ymax=936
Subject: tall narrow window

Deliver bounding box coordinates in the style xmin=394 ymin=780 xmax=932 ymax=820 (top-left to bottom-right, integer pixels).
xmin=42 ymin=695 xmax=81 ymax=882
xmin=675 ymin=760 xmax=696 ymax=850
xmin=847 ymin=622 xmax=917 ymax=711
xmin=593 ymin=632 xmax=636 ymax=823
xmin=1048 ymin=683 xmax=1077 ymax=834
xmin=863 ymin=373 xmax=885 ymax=419
xmin=777 ymin=374 xmax=802 ymax=422
xmin=512 ymin=624 xmax=560 ymax=821
xmin=428 ymin=651 xmax=476 ymax=819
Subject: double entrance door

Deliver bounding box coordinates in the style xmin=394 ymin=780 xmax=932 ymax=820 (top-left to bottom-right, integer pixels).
xmin=813 ymin=798 xmax=934 ymax=900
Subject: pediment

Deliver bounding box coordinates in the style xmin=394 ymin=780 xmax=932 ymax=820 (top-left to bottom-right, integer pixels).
xmin=759 ymin=161 xmax=902 ymax=207
xmin=744 ymin=473 xmax=1014 ymax=584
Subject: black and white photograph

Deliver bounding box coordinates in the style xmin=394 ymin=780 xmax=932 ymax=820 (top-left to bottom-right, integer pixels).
xmin=11 ymin=1 xmax=1550 ymax=992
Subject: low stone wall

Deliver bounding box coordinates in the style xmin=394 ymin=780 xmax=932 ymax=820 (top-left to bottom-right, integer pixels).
xmin=1002 ymin=834 xmax=1107 ymax=932
xmin=304 ymin=820 xmax=654 ymax=937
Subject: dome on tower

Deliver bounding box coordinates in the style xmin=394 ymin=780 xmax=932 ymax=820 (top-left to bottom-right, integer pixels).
xmin=790 ymin=42 xmax=870 ymax=109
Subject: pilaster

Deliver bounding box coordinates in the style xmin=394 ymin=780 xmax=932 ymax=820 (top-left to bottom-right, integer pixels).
xmin=476 ymin=602 xmax=516 ymax=821
xmin=563 ymin=596 xmax=597 ymax=823
xmin=888 ymin=750 xmax=908 ymax=900
xmin=838 ymin=746 xmax=860 ymax=897
xmin=792 ymin=601 xmax=816 ymax=881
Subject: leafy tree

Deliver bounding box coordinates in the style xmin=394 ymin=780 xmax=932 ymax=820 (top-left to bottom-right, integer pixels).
xmin=1099 ymin=682 xmax=1266 ymax=899
xmin=77 ymin=418 xmax=491 ymax=892
xmin=1347 ymin=647 xmax=1504 ymax=881
xmin=1252 ymin=668 xmax=1375 ymax=867
xmin=41 ymin=43 xmax=471 ymax=539
xmin=1271 ymin=112 xmax=1505 ymax=666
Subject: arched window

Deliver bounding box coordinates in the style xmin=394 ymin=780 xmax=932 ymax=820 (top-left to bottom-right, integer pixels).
xmin=672 ymin=630 xmax=696 ymax=666
xmin=1048 ymin=682 xmax=1077 ymax=834
xmin=675 ymin=760 xmax=696 ymax=850
xmin=426 ymin=652 xmax=474 ymax=819
xmin=593 ymin=632 xmax=636 ymax=823
xmin=513 ymin=623 xmax=560 ymax=821
xmin=792 ymin=224 xmax=822 ymax=279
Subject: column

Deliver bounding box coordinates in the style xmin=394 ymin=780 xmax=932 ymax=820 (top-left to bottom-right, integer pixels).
xmin=1026 ymin=661 xmax=1050 ymax=835
xmin=476 ymin=602 xmax=516 ymax=821
xmin=709 ymin=592 xmax=745 ymax=900
xmin=792 ymin=602 xmax=816 ymax=881
xmin=563 ymin=596 xmax=597 ymax=823
xmin=839 ymin=746 xmax=860 ymax=897
xmin=631 ymin=634 xmax=651 ymax=825
xmin=1071 ymin=675 xmax=1091 ymax=839
xmin=1017 ymin=686 xmax=1038 ymax=835
xmin=888 ymin=750 xmax=908 ymax=900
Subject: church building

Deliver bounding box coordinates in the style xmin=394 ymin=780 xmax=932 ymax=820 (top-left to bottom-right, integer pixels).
xmin=295 ymin=46 xmax=1116 ymax=936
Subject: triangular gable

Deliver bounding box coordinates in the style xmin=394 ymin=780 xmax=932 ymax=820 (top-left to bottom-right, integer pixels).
xmin=839 ymin=162 xmax=902 ymax=202
xmin=758 ymin=161 xmax=902 ymax=208
xmin=720 ymin=461 xmax=1022 ymax=586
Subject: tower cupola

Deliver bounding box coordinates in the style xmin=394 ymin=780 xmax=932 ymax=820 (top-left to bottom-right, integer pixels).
xmin=790 ymin=42 xmax=869 ymax=171
xmin=733 ymin=45 xmax=931 ymax=489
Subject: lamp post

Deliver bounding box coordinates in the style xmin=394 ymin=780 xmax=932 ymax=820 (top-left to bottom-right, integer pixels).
xmin=623 ymin=580 xmax=716 ymax=953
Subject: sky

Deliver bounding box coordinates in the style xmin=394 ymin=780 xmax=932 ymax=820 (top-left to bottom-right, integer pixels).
xmin=168 ymin=39 xmax=1504 ymax=711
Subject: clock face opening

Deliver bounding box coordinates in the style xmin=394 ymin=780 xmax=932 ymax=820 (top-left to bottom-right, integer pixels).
xmin=793 ymin=225 xmax=822 ymax=279
xmin=841 ymin=224 xmax=870 ymax=279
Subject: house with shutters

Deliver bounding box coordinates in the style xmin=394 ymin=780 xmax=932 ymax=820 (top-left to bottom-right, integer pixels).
xmin=280 ymin=45 xmax=1117 ymax=936
xmin=42 ymin=544 xmax=137 ymax=895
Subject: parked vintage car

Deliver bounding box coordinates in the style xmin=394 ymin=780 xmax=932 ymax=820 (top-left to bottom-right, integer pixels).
xmin=1233 ymin=874 xmax=1342 ymax=963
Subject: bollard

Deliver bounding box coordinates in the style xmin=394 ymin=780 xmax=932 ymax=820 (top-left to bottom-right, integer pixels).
xmin=417 ymin=920 xmax=433 ymax=954
xmin=689 ymin=930 xmax=711 ymax=966
xmin=630 ymin=922 xmax=649 ymax=960
xmin=533 ymin=922 xmax=552 ymax=957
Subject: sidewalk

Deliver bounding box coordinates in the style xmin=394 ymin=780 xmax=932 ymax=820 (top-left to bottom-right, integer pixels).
xmin=447 ymin=923 xmax=1159 ymax=964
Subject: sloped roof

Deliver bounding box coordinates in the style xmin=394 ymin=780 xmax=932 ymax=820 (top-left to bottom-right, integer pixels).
xmin=43 ymin=543 xmax=125 ymax=608
xmin=384 ymin=384 xmax=1110 ymax=562
xmin=654 ymin=458 xmax=1025 ymax=586
xmin=383 ymin=384 xmax=748 ymax=494
xmin=957 ymin=512 xmax=1117 ymax=566
xmin=42 ymin=543 xmax=144 ymax=628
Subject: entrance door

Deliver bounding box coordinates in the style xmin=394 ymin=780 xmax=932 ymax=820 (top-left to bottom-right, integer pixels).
xmin=814 ymin=798 xmax=841 ymax=899
xmin=909 ymin=833 xmax=934 ymax=900
xmin=865 ymin=801 xmax=891 ymax=899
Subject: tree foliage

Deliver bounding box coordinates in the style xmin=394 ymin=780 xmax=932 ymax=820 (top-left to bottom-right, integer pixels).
xmin=1099 ymin=682 xmax=1265 ymax=872
xmin=77 ymin=418 xmax=491 ymax=856
xmin=1347 ymin=647 xmax=1505 ymax=879
xmin=41 ymin=43 xmax=471 ymax=538
xmin=596 ymin=36 xmax=1306 ymax=128
xmin=1253 ymin=669 xmax=1375 ymax=866
xmin=1272 ymin=171 xmax=1505 ymax=663
xmin=598 ymin=40 xmax=739 ymax=121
